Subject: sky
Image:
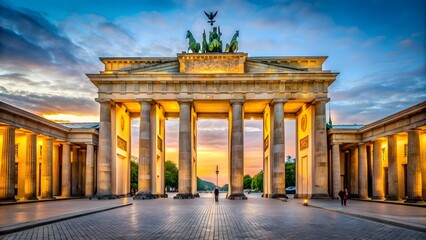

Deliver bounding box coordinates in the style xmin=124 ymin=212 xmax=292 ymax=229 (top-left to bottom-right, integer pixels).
xmin=1 ymin=0 xmax=425 ymax=186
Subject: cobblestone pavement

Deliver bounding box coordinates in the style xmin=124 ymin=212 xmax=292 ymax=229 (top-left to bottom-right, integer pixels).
xmin=0 ymin=193 xmax=425 ymax=240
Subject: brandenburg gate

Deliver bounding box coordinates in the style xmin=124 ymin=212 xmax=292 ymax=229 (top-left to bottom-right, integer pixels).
xmin=87 ymin=52 xmax=338 ymax=199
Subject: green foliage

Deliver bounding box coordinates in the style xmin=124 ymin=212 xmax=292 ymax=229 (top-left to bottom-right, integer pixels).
xmin=243 ymin=174 xmax=252 ymax=189
xmin=165 ymin=160 xmax=178 ymax=190
xmin=221 ymin=184 xmax=228 ymax=191
xmin=285 ymin=161 xmax=295 ymax=187
xmin=197 ymin=177 xmax=216 ymax=191
xmin=130 ymin=159 xmax=138 ymax=192
xmin=251 ymin=170 xmax=263 ymax=191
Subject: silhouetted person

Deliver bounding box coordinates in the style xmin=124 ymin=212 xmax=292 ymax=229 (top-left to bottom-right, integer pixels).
xmin=343 ymin=189 xmax=349 ymax=206
xmin=338 ymin=190 xmax=345 ymax=206
xmin=214 ymin=187 xmax=219 ymax=202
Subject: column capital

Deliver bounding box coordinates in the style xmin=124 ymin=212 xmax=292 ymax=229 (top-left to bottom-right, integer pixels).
xmin=313 ymin=97 xmax=330 ymax=104
xmin=230 ymin=99 xmax=245 ymax=105
xmin=271 ymin=98 xmax=288 ymax=104
xmin=177 ymin=98 xmax=193 ymax=104
xmin=136 ymin=98 xmax=154 ymax=104
xmin=71 ymin=145 xmax=81 ymax=149
xmin=95 ymin=98 xmax=115 ymax=104
xmin=85 ymin=142 xmax=95 ymax=146
xmin=25 ymin=132 xmax=37 ymax=136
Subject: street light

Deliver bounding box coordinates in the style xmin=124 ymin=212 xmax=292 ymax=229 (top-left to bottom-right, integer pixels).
xmin=216 ymin=165 xmax=219 ymax=187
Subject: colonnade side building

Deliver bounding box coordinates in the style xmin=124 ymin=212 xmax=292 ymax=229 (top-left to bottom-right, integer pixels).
xmin=0 ymin=52 xmax=425 ymax=202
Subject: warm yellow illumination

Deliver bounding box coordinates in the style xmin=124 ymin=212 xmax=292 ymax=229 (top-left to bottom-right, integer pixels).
xmin=43 ymin=113 xmax=99 ymax=123
xmin=303 ymin=199 xmax=309 ymax=206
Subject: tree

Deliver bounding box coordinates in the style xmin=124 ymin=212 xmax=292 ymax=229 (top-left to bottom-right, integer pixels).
xmin=243 ymin=174 xmax=252 ymax=189
xmin=165 ymin=160 xmax=178 ymax=191
xmin=130 ymin=157 xmax=138 ymax=194
xmin=285 ymin=161 xmax=295 ymax=187
xmin=251 ymin=170 xmax=263 ymax=191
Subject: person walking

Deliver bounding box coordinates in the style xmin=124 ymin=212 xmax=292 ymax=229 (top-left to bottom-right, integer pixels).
xmin=338 ymin=190 xmax=345 ymax=206
xmin=343 ymin=189 xmax=349 ymax=206
xmin=214 ymin=187 xmax=219 ymax=202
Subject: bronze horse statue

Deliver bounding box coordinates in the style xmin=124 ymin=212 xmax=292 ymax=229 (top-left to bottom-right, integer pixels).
xmin=225 ymin=30 xmax=239 ymax=53
xmin=186 ymin=30 xmax=200 ymax=53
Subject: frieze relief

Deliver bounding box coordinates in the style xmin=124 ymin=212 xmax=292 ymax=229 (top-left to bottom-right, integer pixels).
xmin=183 ymin=58 xmax=242 ymax=73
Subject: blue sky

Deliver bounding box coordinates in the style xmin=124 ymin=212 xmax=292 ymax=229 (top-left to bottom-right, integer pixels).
xmin=1 ymin=0 xmax=425 ymax=183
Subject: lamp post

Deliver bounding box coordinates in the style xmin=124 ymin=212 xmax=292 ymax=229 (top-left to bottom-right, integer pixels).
xmin=216 ymin=165 xmax=219 ymax=187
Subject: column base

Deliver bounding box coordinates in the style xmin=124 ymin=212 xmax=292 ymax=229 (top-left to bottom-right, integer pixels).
xmin=294 ymin=193 xmax=312 ymax=199
xmin=227 ymin=193 xmax=247 ymax=200
xmin=154 ymin=193 xmax=168 ymax=198
xmin=371 ymin=196 xmax=385 ymax=200
xmin=92 ymin=193 xmax=121 ymax=200
xmin=404 ymin=197 xmax=423 ymax=203
xmin=311 ymin=193 xmax=330 ymax=199
xmin=357 ymin=196 xmax=371 ymax=200
xmin=173 ymin=193 xmax=194 ymax=199
xmin=271 ymin=193 xmax=288 ymax=199
xmin=133 ymin=192 xmax=157 ymax=200
xmin=194 ymin=193 xmax=200 ymax=198
xmin=385 ymin=196 xmax=401 ymax=201
xmin=38 ymin=196 xmax=55 ymax=200
xmin=0 ymin=197 xmax=16 ymax=202
xmin=21 ymin=196 xmax=38 ymax=201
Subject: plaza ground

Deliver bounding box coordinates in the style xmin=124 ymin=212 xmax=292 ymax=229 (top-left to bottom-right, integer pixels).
xmin=0 ymin=193 xmax=425 ymax=239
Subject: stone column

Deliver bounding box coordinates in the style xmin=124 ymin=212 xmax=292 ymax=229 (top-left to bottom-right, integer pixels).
xmin=137 ymin=100 xmax=152 ymax=196
xmin=228 ymin=99 xmax=246 ymax=200
xmin=78 ymin=149 xmax=84 ymax=195
xmin=313 ymin=99 xmax=329 ymax=198
xmin=332 ymin=143 xmax=341 ymax=199
xmin=40 ymin=137 xmax=53 ymax=199
xmin=406 ymin=130 xmax=423 ymax=202
xmin=350 ymin=148 xmax=358 ymax=196
xmin=0 ymin=126 xmax=16 ymax=201
xmin=52 ymin=143 xmax=60 ymax=196
xmin=175 ymin=100 xmax=193 ymax=199
xmin=85 ymin=143 xmax=94 ymax=197
xmin=61 ymin=142 xmax=71 ymax=197
xmin=372 ymin=139 xmax=384 ymax=199
xmin=271 ymin=99 xmax=287 ymax=198
xmin=358 ymin=143 xmax=369 ymax=199
xmin=387 ymin=135 xmax=400 ymax=200
xmin=95 ymin=100 xmax=113 ymax=198
xmin=71 ymin=145 xmax=79 ymax=196
xmin=24 ymin=133 xmax=37 ymax=200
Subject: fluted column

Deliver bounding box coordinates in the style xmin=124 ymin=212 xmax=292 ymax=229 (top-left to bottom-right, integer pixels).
xmin=350 ymin=148 xmax=358 ymax=196
xmin=313 ymin=99 xmax=329 ymax=198
xmin=61 ymin=142 xmax=71 ymax=197
xmin=228 ymin=99 xmax=246 ymax=200
xmin=52 ymin=143 xmax=60 ymax=196
xmin=24 ymin=133 xmax=37 ymax=200
xmin=271 ymin=99 xmax=286 ymax=198
xmin=40 ymin=137 xmax=53 ymax=199
xmin=332 ymin=143 xmax=341 ymax=199
xmin=358 ymin=143 xmax=369 ymax=199
xmin=138 ymin=100 xmax=152 ymax=193
xmin=71 ymin=145 xmax=79 ymax=196
xmin=85 ymin=143 xmax=94 ymax=197
xmin=372 ymin=139 xmax=384 ymax=199
xmin=387 ymin=135 xmax=400 ymax=200
xmin=406 ymin=130 xmax=423 ymax=202
xmin=95 ymin=100 xmax=113 ymax=198
xmin=175 ymin=100 xmax=193 ymax=199
xmin=0 ymin=126 xmax=16 ymax=201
